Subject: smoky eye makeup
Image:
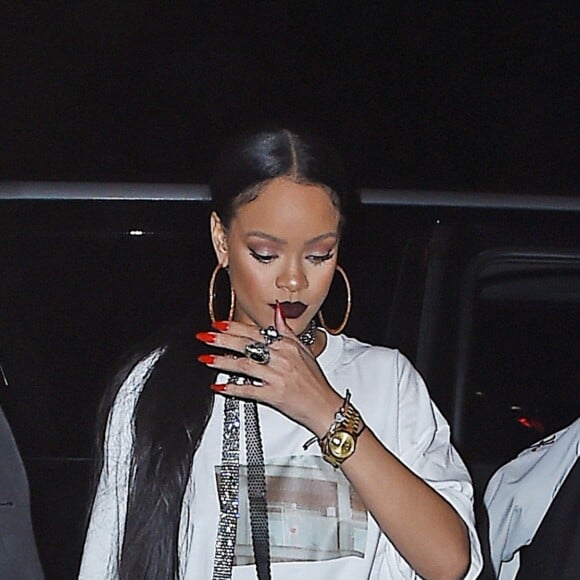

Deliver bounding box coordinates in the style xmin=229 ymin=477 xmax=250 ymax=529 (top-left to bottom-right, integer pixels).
xmin=249 ymin=247 xmax=277 ymax=263
xmin=306 ymin=237 xmax=338 ymax=261
xmin=308 ymin=250 xmax=335 ymax=262
xmin=305 ymin=248 xmax=336 ymax=264
xmin=245 ymin=231 xmax=338 ymax=264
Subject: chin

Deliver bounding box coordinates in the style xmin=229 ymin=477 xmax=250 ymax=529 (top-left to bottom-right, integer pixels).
xmin=291 ymin=317 xmax=314 ymax=335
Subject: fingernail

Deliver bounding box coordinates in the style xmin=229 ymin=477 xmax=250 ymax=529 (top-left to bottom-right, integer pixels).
xmin=197 ymin=354 xmax=216 ymax=364
xmin=211 ymin=321 xmax=230 ymax=332
xmin=196 ymin=331 xmax=217 ymax=343
xmin=210 ymin=383 xmax=227 ymax=392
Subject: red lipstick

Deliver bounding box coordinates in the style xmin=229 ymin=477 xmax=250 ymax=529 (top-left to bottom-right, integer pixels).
xmin=270 ymin=301 xmax=307 ymax=319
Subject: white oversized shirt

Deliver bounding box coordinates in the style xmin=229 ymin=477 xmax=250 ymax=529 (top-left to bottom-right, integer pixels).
xmin=80 ymin=332 xmax=482 ymax=579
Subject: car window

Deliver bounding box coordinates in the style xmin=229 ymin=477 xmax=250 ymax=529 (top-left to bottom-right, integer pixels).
xmin=455 ymin=258 xmax=579 ymax=477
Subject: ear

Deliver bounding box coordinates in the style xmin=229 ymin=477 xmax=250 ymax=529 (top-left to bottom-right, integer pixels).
xmin=210 ymin=212 xmax=229 ymax=266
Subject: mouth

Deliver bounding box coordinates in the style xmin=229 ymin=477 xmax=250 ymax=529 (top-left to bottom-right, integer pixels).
xmin=269 ymin=301 xmax=308 ymax=319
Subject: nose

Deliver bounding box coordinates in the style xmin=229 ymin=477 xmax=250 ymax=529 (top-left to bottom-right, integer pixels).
xmin=276 ymin=259 xmax=308 ymax=293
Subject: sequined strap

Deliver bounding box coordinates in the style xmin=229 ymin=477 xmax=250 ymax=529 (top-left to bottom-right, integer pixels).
xmin=212 ymin=396 xmax=240 ymax=580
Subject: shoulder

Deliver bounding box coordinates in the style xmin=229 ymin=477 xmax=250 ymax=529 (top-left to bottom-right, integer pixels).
xmin=331 ymin=333 xmax=424 ymax=386
xmin=322 ymin=333 xmax=433 ymax=425
xmin=486 ymin=417 xmax=580 ymax=500
xmin=324 ymin=332 xmax=403 ymax=369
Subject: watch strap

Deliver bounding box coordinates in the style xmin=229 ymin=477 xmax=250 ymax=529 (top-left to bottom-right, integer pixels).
xmin=317 ymin=390 xmax=365 ymax=467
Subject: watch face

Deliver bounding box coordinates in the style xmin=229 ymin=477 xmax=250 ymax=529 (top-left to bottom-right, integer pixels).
xmin=329 ymin=430 xmax=356 ymax=459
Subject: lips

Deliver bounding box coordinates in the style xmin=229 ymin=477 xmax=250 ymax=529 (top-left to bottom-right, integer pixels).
xmin=270 ymin=301 xmax=308 ymax=319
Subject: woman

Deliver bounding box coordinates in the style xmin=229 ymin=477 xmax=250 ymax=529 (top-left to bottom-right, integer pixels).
xmin=80 ymin=128 xmax=482 ymax=579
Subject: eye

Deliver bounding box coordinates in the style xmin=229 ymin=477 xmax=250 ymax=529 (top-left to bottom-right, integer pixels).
xmin=307 ymin=251 xmax=334 ymax=264
xmin=250 ymin=249 xmax=277 ymax=263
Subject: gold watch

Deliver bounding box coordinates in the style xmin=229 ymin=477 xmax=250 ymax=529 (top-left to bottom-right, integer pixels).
xmin=319 ymin=390 xmax=365 ymax=467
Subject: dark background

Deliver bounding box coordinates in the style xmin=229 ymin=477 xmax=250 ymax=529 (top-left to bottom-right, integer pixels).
xmin=1 ymin=3 xmax=577 ymax=193
xmin=0 ymin=4 xmax=578 ymax=577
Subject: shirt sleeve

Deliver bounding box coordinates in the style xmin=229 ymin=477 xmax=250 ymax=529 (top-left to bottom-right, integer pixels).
xmin=78 ymin=349 xmax=163 ymax=579
xmin=394 ymin=351 xmax=483 ymax=579
xmin=483 ymin=417 xmax=580 ymax=577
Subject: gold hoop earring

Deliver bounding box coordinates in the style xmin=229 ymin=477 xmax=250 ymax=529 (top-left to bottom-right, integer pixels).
xmin=208 ymin=264 xmax=235 ymax=322
xmin=317 ymin=264 xmax=351 ymax=335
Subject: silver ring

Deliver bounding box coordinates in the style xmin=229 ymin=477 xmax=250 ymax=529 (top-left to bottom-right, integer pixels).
xmin=260 ymin=325 xmax=282 ymax=345
xmin=226 ymin=374 xmax=264 ymax=387
xmin=244 ymin=341 xmax=271 ymax=365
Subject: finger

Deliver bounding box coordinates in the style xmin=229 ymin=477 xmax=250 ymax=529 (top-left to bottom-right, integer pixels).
xmin=196 ymin=330 xmax=268 ymax=356
xmin=197 ymin=329 xmax=288 ymax=361
xmin=274 ymin=301 xmax=295 ymax=335
xmin=210 ymin=320 xmax=291 ymax=350
xmin=274 ymin=303 xmax=318 ymax=358
xmin=210 ymin=320 xmax=263 ymax=341
xmin=209 ymin=381 xmax=271 ymax=403
xmin=197 ymin=352 xmax=273 ymax=383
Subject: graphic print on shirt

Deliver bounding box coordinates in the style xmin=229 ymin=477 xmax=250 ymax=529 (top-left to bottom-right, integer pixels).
xmin=215 ymin=455 xmax=368 ymax=565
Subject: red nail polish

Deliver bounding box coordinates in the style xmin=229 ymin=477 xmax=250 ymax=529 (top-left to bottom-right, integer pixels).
xmin=212 ymin=321 xmax=230 ymax=332
xmin=196 ymin=331 xmax=217 ymax=343
xmin=210 ymin=383 xmax=227 ymax=392
xmin=197 ymin=354 xmax=216 ymax=364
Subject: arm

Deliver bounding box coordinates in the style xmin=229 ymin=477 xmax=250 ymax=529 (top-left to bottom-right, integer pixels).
xmin=338 ymin=418 xmax=471 ymax=579
xmin=306 ymin=353 xmax=473 ymax=580
xmin=0 ymin=405 xmax=45 ymax=580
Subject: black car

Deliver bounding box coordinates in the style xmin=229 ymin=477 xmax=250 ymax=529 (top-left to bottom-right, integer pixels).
xmin=1 ymin=184 xmax=578 ymax=578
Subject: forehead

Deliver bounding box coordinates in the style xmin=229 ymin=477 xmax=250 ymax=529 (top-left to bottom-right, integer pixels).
xmin=231 ymin=178 xmax=340 ymax=238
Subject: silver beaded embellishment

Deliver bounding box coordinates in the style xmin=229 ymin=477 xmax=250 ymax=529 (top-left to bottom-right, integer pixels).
xmin=212 ymin=396 xmax=241 ymax=580
xmin=260 ymin=325 xmax=282 ymax=345
xmin=299 ymin=319 xmax=317 ymax=346
xmin=260 ymin=319 xmax=317 ymax=347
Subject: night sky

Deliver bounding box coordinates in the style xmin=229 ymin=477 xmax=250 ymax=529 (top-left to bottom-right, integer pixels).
xmin=1 ymin=3 xmax=577 ymax=194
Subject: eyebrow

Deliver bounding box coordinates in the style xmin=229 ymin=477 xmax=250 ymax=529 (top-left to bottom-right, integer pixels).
xmin=244 ymin=231 xmax=338 ymax=245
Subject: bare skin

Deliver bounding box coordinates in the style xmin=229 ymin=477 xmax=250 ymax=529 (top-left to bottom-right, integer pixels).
xmin=202 ymin=177 xmax=470 ymax=579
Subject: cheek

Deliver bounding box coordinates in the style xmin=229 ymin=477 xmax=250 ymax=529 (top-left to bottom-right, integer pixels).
xmin=314 ymin=265 xmax=339 ymax=300
xmin=229 ymin=254 xmax=268 ymax=297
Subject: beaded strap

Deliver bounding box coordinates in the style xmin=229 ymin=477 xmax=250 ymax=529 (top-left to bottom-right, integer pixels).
xmin=212 ymin=396 xmax=240 ymax=579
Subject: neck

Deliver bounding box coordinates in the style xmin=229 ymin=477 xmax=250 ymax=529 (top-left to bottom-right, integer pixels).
xmin=311 ymin=328 xmax=327 ymax=358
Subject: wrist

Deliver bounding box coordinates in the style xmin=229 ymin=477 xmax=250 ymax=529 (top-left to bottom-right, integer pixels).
xmin=302 ymin=390 xmax=343 ymax=438
xmin=303 ymin=389 xmax=365 ymax=467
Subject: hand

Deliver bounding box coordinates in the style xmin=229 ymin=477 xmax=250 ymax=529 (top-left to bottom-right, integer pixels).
xmin=196 ymin=304 xmax=342 ymax=436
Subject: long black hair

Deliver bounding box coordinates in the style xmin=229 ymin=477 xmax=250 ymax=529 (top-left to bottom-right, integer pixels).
xmin=90 ymin=128 xmax=350 ymax=579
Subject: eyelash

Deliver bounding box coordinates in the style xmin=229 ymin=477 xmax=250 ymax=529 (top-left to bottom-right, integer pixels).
xmin=249 ymin=250 xmax=334 ymax=264
xmin=308 ymin=251 xmax=334 ymax=264
xmin=250 ymin=250 xmax=276 ymax=263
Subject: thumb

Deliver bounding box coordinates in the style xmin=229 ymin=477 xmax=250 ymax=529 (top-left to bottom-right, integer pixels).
xmin=274 ymin=301 xmax=294 ymax=334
